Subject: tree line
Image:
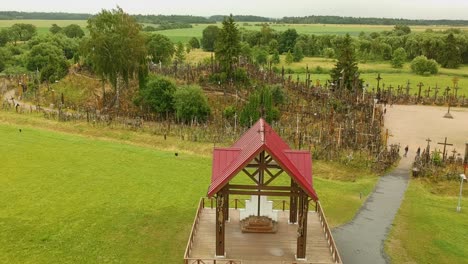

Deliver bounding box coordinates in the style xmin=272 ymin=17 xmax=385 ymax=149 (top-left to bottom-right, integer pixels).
xmin=2 ymin=11 xmax=468 ymax=27
xmin=200 ymin=23 xmax=468 ymax=73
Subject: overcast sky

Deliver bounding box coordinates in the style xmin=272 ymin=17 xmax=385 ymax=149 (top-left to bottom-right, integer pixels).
xmin=2 ymin=0 xmax=468 ymax=20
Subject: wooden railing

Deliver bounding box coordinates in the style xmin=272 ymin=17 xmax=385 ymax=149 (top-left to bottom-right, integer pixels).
xmin=316 ymin=201 xmax=343 ymax=264
xmin=184 ymin=198 xmax=205 ymax=261
xmin=185 ymin=258 xmax=242 ymax=264
xmin=184 ymin=198 xmax=242 ymax=264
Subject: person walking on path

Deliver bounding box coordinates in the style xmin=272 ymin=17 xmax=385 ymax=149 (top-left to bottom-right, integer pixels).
xmin=404 ymin=145 xmax=409 ymax=157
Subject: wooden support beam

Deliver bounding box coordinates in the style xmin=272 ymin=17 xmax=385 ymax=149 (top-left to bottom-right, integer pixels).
xmin=215 ymin=191 xmax=226 ymax=257
xmin=228 ymin=184 xmax=293 ymax=191
xmin=290 ymin=180 xmax=298 ymax=223
xmin=297 ymin=191 xmax=309 ymax=259
xmin=228 ymin=190 xmax=302 ymax=197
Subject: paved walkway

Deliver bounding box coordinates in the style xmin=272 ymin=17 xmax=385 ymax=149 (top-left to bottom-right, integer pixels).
xmin=332 ymin=156 xmax=412 ymax=264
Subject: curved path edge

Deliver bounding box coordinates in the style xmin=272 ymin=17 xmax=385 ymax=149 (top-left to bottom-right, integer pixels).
xmin=332 ymin=156 xmax=412 ymax=264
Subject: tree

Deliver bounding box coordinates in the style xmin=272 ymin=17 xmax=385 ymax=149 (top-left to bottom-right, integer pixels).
xmin=147 ymin=34 xmax=174 ymax=64
xmin=270 ymin=50 xmax=280 ymax=64
xmin=201 ymin=25 xmax=219 ymax=52
xmin=0 ymin=47 xmax=11 ymax=72
xmin=279 ymin=29 xmax=298 ymax=53
xmin=440 ymin=33 xmax=461 ymax=68
xmin=411 ymin=55 xmax=438 ymax=75
xmin=26 ymin=42 xmax=69 ymax=82
xmin=188 ymin=37 xmax=200 ymax=49
xmin=253 ymin=46 xmax=268 ymax=65
xmin=240 ymin=86 xmax=281 ymax=127
xmin=133 ymin=75 xmax=176 ymax=114
xmin=174 ymin=41 xmax=185 ymax=63
xmin=215 ymin=15 xmax=240 ymax=78
xmin=323 ymin=47 xmax=335 ymax=58
xmin=292 ymin=41 xmax=304 ymax=62
xmin=174 ymin=85 xmax=210 ymax=123
xmin=82 ymin=7 xmax=147 ymax=108
xmin=285 ymin=50 xmax=293 ymax=65
xmin=330 ymin=34 xmax=361 ymax=91
xmin=49 ymin=24 xmax=62 ymax=34
xmin=391 ymin=47 xmax=407 ymax=68
xmin=0 ymin=29 xmax=10 ymax=46
xmin=10 ymin=23 xmax=37 ymax=44
xmin=268 ymin=39 xmax=279 ymax=54
xmin=63 ymin=24 xmax=85 ymax=38
xmin=393 ymin=24 xmax=411 ymax=35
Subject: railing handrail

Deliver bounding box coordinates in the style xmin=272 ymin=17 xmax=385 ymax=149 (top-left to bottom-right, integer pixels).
xmin=185 ymin=258 xmax=242 ymax=264
xmin=184 ymin=197 xmax=205 ymax=260
xmin=316 ymin=201 xmax=343 ymax=264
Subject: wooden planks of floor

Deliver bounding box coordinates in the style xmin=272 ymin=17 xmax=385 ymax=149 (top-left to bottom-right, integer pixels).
xmin=188 ymin=208 xmax=335 ymax=264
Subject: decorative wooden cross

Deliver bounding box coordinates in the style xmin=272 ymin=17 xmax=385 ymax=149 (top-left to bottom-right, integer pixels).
xmin=451 ymin=148 xmax=457 ymax=160
xmin=454 ymin=86 xmax=460 ymax=99
xmin=257 ymin=125 xmax=271 ymax=143
xmin=405 ymin=80 xmax=411 ymax=96
xmin=397 ymin=85 xmax=403 ymax=96
xmin=433 ymin=84 xmax=440 ymax=101
xmin=376 ymin=73 xmax=382 ymax=100
xmin=444 ymin=86 xmax=451 ymax=99
xmin=425 ymin=138 xmax=432 ymax=162
xmin=417 ymin=82 xmax=424 ymax=102
xmin=437 ymin=137 xmax=453 ymax=161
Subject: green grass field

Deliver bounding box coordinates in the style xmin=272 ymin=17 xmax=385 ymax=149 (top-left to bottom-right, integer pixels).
xmin=0 ymin=20 xmax=88 ymax=36
xmin=0 ymin=111 xmax=377 ymax=263
xmin=385 ymin=179 xmax=467 ymax=264
xmin=157 ymin=23 xmax=468 ymax=43
xmin=1 ymin=19 xmax=467 ymax=41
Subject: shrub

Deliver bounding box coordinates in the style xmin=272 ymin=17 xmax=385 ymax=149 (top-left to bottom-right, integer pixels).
xmin=174 ymin=85 xmax=211 ymax=123
xmin=410 ymin=55 xmax=438 ymax=75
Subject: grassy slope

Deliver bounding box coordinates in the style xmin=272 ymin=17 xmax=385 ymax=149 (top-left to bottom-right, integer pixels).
xmin=0 ymin=111 xmax=377 ymax=263
xmin=385 ymin=179 xmax=468 ymax=264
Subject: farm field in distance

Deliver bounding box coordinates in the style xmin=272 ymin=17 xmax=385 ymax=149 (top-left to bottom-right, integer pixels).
xmin=0 ymin=111 xmax=377 ymax=263
xmin=1 ymin=19 xmax=468 ymax=41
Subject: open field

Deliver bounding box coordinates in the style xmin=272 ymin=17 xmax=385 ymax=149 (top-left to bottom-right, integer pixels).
xmin=157 ymin=23 xmax=468 ymax=43
xmin=385 ymin=180 xmax=467 ymax=264
xmin=2 ymin=20 xmax=467 ymax=41
xmin=0 ymin=110 xmax=378 ymax=263
xmin=0 ymin=19 xmax=88 ymax=35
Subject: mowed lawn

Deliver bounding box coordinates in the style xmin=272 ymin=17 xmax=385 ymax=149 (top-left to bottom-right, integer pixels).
xmin=0 ymin=123 xmax=212 ymax=263
xmin=385 ymin=180 xmax=468 ymax=264
xmin=0 ymin=115 xmax=378 ymax=263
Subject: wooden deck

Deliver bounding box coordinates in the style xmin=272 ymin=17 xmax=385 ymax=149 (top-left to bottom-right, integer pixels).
xmin=187 ymin=208 xmax=337 ymax=264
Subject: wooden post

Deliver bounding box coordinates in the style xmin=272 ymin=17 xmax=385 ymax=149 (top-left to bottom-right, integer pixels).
xmin=224 ymin=185 xmax=229 ymax=221
xmin=296 ymin=192 xmax=309 ymax=259
xmin=289 ymin=180 xmax=298 ymax=223
xmin=215 ymin=190 xmax=226 ymax=257
xmin=417 ymin=82 xmax=424 ymax=103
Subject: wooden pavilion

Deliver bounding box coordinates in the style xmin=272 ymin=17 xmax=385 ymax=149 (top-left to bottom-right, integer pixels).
xmin=184 ymin=119 xmax=342 ymax=264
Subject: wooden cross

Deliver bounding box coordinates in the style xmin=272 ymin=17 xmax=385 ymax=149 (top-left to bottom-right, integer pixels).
xmin=425 ymin=86 xmax=432 ymax=98
xmin=444 ymin=86 xmax=451 ymax=99
xmin=417 ymin=82 xmax=424 ymax=102
xmin=397 ymin=85 xmax=402 ymax=96
xmin=454 ymin=86 xmax=460 ymax=99
xmin=437 ymin=137 xmax=453 ymax=161
xmin=433 ymin=84 xmax=440 ymax=101
xmin=451 ymin=148 xmax=457 ymax=159
xmin=405 ymin=80 xmax=411 ymax=96
xmin=257 ymin=124 xmax=271 ymax=143
xmin=376 ymin=73 xmax=382 ymax=100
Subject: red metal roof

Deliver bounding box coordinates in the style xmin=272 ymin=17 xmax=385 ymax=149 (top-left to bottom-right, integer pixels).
xmin=208 ymin=118 xmax=318 ymax=201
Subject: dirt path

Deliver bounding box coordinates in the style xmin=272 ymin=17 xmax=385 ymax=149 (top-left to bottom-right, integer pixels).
xmin=332 ymin=104 xmax=468 ymax=264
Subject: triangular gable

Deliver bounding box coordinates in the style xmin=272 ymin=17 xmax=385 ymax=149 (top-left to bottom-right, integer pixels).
xmin=207 ymin=119 xmax=318 ymax=201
